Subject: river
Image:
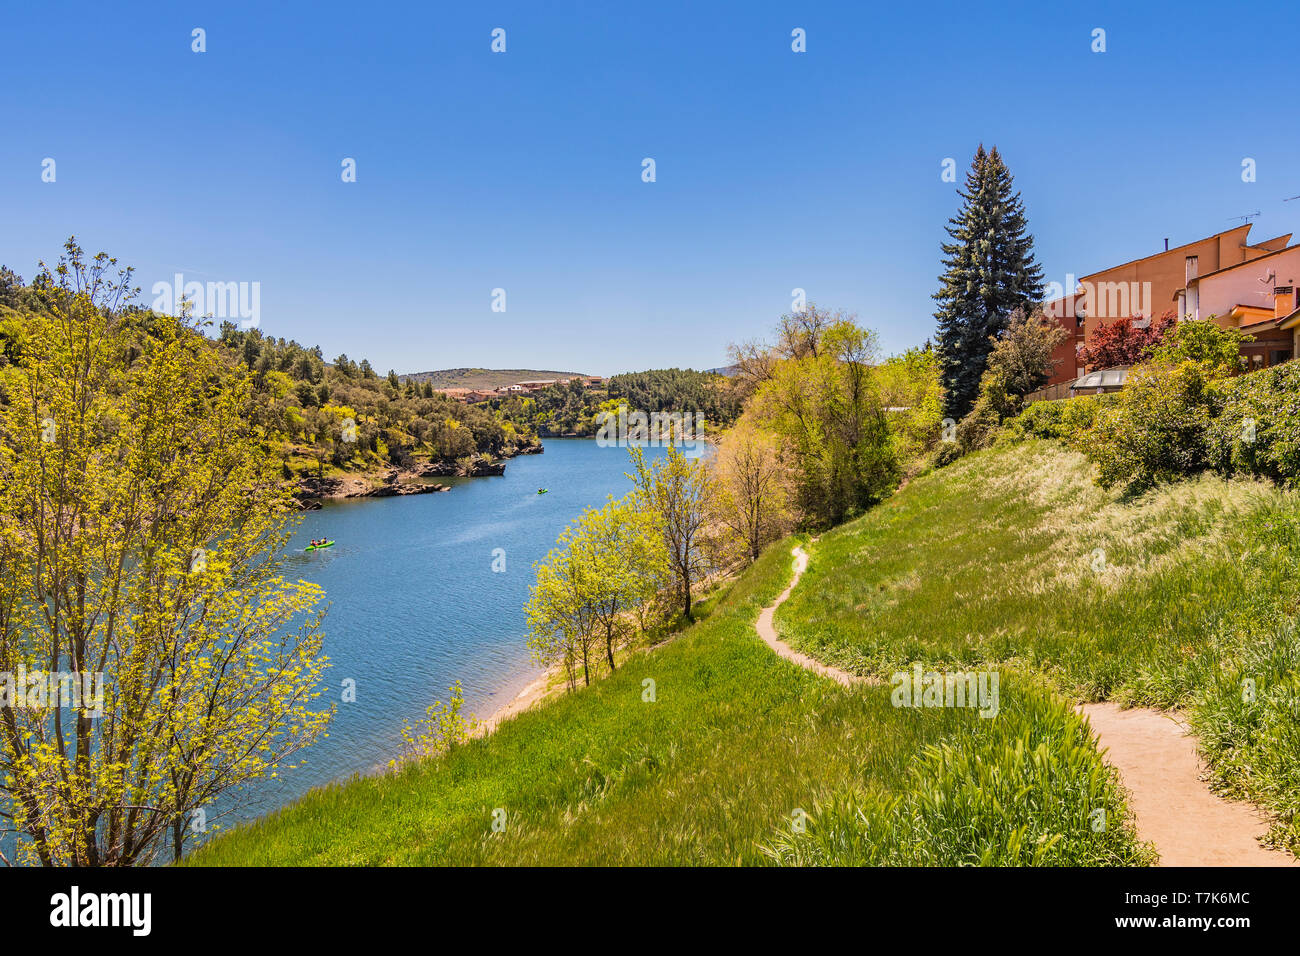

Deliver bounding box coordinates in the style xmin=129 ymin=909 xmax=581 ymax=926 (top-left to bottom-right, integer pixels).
xmin=237 ymin=438 xmax=667 ymax=825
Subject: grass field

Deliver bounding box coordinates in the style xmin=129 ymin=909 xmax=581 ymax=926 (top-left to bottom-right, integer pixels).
xmin=777 ymin=439 xmax=1300 ymax=850
xmin=188 ymin=526 xmax=1149 ymax=866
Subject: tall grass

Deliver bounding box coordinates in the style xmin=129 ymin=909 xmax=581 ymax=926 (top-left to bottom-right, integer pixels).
xmin=189 ymin=530 xmax=1149 ymax=866
xmin=777 ymin=440 xmax=1300 ymax=850
xmin=763 ymin=681 xmax=1153 ymax=866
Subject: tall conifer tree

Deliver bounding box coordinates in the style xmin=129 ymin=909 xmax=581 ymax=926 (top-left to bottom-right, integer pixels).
xmin=933 ymin=146 xmax=1044 ymax=419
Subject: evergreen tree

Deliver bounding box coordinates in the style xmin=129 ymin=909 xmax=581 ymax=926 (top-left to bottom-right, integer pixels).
xmin=933 ymin=145 xmax=1044 ymax=419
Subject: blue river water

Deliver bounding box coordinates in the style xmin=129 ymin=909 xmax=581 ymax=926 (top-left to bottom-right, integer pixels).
xmin=238 ymin=438 xmax=667 ymax=824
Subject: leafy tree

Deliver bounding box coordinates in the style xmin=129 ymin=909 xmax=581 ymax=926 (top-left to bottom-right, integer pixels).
xmin=0 ymin=266 xmax=24 ymax=309
xmin=1147 ymin=319 xmax=1249 ymax=378
xmin=580 ymin=497 xmax=669 ymax=670
xmin=526 ymin=544 xmax=596 ymax=688
xmin=1081 ymin=362 xmax=1222 ymax=490
xmin=709 ymin=420 xmax=793 ymax=564
xmin=607 ymin=368 xmax=741 ymax=427
xmin=934 ymin=145 xmax=1045 ymax=419
xmin=745 ymin=307 xmax=896 ymax=527
xmin=875 ymin=345 xmax=944 ymax=464
xmin=525 ymin=494 xmax=667 ymax=685
xmin=0 ymin=240 xmax=331 ymax=865
xmin=627 ymin=445 xmax=713 ymax=619
xmin=1078 ymin=312 xmax=1175 ymax=372
xmin=986 ymin=307 xmax=1068 ymax=397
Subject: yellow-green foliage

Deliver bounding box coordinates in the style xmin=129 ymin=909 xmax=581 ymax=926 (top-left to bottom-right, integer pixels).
xmin=525 ymin=492 xmax=670 ymax=687
xmin=0 ymin=243 xmax=332 ymax=865
xmin=875 ymin=347 xmax=944 ymax=464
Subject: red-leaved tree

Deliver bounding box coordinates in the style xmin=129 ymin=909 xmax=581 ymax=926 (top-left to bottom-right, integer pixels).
xmin=1078 ymin=311 xmax=1176 ymax=372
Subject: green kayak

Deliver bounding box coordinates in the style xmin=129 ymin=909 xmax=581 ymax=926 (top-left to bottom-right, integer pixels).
xmin=537 ymin=488 xmax=549 ymax=495
xmin=305 ymin=540 xmax=335 ymax=551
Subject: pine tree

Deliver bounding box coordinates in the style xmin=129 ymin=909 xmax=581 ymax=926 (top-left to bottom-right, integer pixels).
xmin=933 ymin=146 xmax=1045 ymax=419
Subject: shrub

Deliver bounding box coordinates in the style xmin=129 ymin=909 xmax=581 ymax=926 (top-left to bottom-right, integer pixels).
xmin=955 ymin=369 xmax=1018 ymax=453
xmin=1079 ymin=312 xmax=1175 ymax=372
xmin=1148 ymin=319 xmax=1251 ymax=378
xmin=1210 ymin=361 xmax=1300 ymax=485
xmin=932 ymin=439 xmax=963 ymax=468
xmin=998 ymin=395 xmax=1110 ymax=445
xmin=1079 ymin=361 xmax=1224 ymax=490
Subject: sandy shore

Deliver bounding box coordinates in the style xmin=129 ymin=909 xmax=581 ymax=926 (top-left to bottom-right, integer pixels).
xmin=475 ymin=664 xmax=564 ymax=737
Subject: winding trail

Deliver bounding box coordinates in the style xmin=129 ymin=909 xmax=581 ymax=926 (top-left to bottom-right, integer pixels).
xmin=1079 ymin=703 xmax=1295 ymax=867
xmin=757 ymin=545 xmax=1297 ymax=867
xmin=755 ymin=546 xmax=868 ymax=688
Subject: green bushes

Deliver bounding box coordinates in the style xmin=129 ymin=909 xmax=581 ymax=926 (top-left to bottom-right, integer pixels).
xmin=1210 ymin=361 xmax=1300 ymax=485
xmin=1080 ymin=362 xmax=1225 ymax=490
xmin=998 ymin=395 xmax=1109 ymax=445
xmin=1067 ymin=358 xmax=1300 ymax=492
xmin=762 ymin=680 xmax=1153 ymax=866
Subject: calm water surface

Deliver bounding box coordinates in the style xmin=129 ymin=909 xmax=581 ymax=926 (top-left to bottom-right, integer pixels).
xmin=240 ymin=438 xmax=665 ymax=822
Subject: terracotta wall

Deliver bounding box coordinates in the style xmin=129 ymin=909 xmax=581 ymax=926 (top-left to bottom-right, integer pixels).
xmin=1040 ymin=226 xmax=1289 ymax=385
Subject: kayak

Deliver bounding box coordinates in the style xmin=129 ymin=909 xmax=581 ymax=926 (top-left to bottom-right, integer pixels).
xmin=305 ymin=540 xmax=335 ymax=551
xmin=537 ymin=489 xmax=549 ymax=495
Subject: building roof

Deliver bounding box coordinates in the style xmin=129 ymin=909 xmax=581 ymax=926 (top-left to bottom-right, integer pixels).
xmin=1276 ymin=306 xmax=1300 ymax=330
xmin=1185 ymin=242 xmax=1296 ymax=286
xmin=1076 ymin=224 xmax=1256 ymax=282
xmin=1073 ymin=367 xmax=1130 ymax=389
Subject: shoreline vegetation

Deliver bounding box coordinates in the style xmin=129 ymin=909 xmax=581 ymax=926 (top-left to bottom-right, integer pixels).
xmin=195 ymin=261 xmax=1300 ymax=865
xmin=8 ymin=154 xmax=1300 ymax=867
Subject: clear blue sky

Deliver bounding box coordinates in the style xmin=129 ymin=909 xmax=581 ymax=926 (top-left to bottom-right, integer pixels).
xmin=3 ymin=0 xmax=1297 ymax=375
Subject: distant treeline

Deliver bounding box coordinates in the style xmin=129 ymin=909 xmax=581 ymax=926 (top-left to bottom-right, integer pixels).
xmin=489 ymin=368 xmax=741 ymax=436
xmin=213 ymin=323 xmax=538 ymax=475
xmin=608 ymin=368 xmax=742 ymax=423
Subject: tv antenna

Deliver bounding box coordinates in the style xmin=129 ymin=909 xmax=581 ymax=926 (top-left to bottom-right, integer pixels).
xmin=1285 ymin=194 xmax=1300 ymax=202
xmin=1228 ymin=211 xmax=1261 ymax=223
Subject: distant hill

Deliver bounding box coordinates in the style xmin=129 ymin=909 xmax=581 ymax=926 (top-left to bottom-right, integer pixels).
xmin=400 ymin=368 xmax=589 ymax=390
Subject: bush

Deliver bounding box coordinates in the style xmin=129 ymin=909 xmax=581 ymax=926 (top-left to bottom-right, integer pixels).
xmin=1148 ymin=319 xmax=1251 ymax=377
xmin=998 ymin=395 xmax=1110 ymax=445
xmin=1079 ymin=361 xmax=1224 ymax=490
xmin=932 ymin=439 xmax=963 ymax=468
xmin=1210 ymin=361 xmax=1300 ymax=485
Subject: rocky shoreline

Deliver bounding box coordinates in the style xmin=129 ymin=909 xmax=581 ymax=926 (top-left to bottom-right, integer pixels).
xmin=293 ymin=441 xmax=543 ymax=508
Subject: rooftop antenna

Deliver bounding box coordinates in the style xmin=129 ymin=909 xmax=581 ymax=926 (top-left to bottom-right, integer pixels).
xmin=1285 ymin=195 xmax=1300 ymax=202
xmin=1228 ymin=211 xmax=1261 ymax=223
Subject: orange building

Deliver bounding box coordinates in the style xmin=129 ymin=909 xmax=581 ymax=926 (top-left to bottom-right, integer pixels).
xmin=1042 ymin=225 xmax=1292 ymax=385
xmin=1180 ymin=243 xmax=1300 ymax=370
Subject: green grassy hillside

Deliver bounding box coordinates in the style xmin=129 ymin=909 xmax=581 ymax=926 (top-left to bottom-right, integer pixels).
xmin=188 ymin=522 xmax=1148 ymax=866
xmin=778 ymin=439 xmax=1300 ymax=850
